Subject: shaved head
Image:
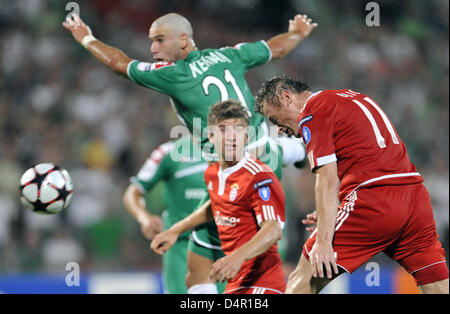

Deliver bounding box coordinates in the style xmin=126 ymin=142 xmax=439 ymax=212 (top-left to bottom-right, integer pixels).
xmin=152 ymin=13 xmax=193 ymax=39
xmin=149 ymin=13 xmax=196 ymax=62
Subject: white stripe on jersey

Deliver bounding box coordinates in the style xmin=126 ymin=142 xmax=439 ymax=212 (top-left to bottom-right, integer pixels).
xmin=244 ymin=161 xmax=260 ymax=174
xmin=243 ymin=164 xmax=257 ymax=175
xmin=247 ymin=158 xmax=263 ymax=172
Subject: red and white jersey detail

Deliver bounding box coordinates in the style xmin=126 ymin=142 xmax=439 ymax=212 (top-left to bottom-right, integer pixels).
xmin=297 ymin=89 xmax=423 ymax=201
xmin=204 ymin=153 xmax=286 ymax=292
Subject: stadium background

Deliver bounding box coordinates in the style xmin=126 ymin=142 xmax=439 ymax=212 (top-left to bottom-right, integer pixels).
xmin=0 ymin=0 xmax=448 ymax=294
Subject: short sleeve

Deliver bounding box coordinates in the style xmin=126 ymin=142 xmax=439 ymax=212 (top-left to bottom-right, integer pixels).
xmin=250 ymin=173 xmax=285 ymax=229
xmin=222 ymin=40 xmax=272 ymax=70
xmin=127 ymin=60 xmax=176 ymax=93
xmin=299 ymin=96 xmax=337 ymax=172
xmin=130 ymin=142 xmax=174 ymax=193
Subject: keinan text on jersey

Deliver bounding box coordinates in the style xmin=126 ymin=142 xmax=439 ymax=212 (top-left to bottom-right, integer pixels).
xmin=189 ymin=51 xmax=232 ymax=78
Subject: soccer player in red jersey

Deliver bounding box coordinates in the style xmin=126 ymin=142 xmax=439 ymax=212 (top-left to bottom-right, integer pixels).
xmin=255 ymin=76 xmax=449 ymax=294
xmin=151 ymin=100 xmax=287 ymax=294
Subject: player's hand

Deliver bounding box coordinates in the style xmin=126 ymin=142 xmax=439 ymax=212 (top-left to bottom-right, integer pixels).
xmin=150 ymin=229 xmax=178 ymax=255
xmin=209 ymin=253 xmax=245 ymax=283
xmin=140 ymin=214 xmax=164 ymax=240
xmin=288 ymin=14 xmax=318 ymax=38
xmin=309 ymin=240 xmax=339 ymax=279
xmin=302 ymin=210 xmax=317 ymax=232
xmin=62 ymin=13 xmax=93 ymax=44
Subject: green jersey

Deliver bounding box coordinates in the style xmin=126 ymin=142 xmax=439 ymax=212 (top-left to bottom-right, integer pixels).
xmin=127 ymin=40 xmax=272 ymax=148
xmin=130 ymin=136 xmax=208 ymax=238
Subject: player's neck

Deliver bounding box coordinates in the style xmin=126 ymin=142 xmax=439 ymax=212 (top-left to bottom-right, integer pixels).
xmin=220 ymin=160 xmax=239 ymax=170
xmin=180 ymin=45 xmax=198 ymax=59
xmin=297 ymin=90 xmax=313 ymax=112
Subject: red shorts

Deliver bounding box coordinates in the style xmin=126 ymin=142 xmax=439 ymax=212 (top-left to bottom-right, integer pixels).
xmin=224 ymin=256 xmax=286 ymax=294
xmin=303 ymin=183 xmax=448 ymax=285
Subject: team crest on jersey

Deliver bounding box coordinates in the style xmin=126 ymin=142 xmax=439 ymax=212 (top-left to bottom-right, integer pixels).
xmin=229 ymin=183 xmax=239 ymax=201
xmin=302 ymin=126 xmax=311 ymax=144
xmin=258 ymin=186 xmax=270 ymax=201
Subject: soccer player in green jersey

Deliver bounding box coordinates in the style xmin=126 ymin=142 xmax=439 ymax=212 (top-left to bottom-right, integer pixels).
xmin=64 ymin=12 xmax=317 ymax=293
xmin=123 ymin=136 xmax=225 ymax=293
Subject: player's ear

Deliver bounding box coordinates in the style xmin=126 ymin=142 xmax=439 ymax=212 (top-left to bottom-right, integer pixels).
xmin=207 ymin=127 xmax=214 ymax=143
xmin=179 ymin=33 xmax=189 ymax=49
xmin=280 ymin=90 xmax=292 ymax=107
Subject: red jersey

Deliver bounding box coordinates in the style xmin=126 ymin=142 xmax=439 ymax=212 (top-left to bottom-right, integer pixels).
xmin=297 ymin=89 xmax=423 ymax=201
xmin=204 ymin=153 xmax=286 ymax=294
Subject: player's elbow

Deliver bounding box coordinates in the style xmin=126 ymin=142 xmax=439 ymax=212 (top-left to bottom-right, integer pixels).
xmin=123 ymin=184 xmax=140 ymax=209
xmin=263 ymin=220 xmax=283 ymax=242
xmin=269 ymin=46 xmax=286 ymax=59
xmin=273 ymin=223 xmax=283 ymax=242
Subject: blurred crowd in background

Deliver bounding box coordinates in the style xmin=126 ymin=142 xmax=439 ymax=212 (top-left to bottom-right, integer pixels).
xmin=0 ymin=0 xmax=448 ymax=275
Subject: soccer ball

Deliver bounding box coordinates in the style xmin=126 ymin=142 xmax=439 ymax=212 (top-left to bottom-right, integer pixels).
xmin=20 ymin=163 xmax=74 ymax=215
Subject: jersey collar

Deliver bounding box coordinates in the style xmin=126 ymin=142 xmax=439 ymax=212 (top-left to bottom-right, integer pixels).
xmin=297 ymin=91 xmax=322 ymax=128
xmin=218 ymin=153 xmax=250 ymax=176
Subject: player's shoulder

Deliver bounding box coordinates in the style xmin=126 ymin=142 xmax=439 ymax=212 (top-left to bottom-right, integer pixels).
xmin=148 ymin=140 xmax=176 ymax=164
xmin=204 ymin=162 xmax=220 ymax=178
xmin=241 ymin=156 xmax=277 ymax=181
xmin=131 ymin=60 xmax=176 ymax=72
xmin=309 ymin=89 xmax=366 ymax=103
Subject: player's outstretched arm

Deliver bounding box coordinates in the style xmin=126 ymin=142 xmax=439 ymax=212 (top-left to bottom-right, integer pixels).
xmin=209 ymin=220 xmax=282 ymax=283
xmin=123 ymin=184 xmax=163 ymax=240
xmin=267 ymin=14 xmax=318 ymax=59
xmin=62 ymin=13 xmax=132 ymax=76
xmin=150 ymin=199 xmax=214 ymax=255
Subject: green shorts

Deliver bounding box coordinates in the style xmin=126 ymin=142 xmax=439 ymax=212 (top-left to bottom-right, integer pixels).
xmin=188 ymin=221 xmax=225 ymax=261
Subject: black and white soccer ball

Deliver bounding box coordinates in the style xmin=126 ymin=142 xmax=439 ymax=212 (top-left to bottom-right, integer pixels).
xmin=20 ymin=163 xmax=74 ymax=215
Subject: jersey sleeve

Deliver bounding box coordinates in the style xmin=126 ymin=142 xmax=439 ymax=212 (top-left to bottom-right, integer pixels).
xmin=250 ymin=173 xmax=285 ymax=229
xmin=299 ymin=96 xmax=338 ymax=172
xmin=127 ymin=60 xmax=176 ymax=94
xmin=130 ymin=142 xmax=174 ymax=193
xmin=221 ymin=40 xmax=272 ymax=70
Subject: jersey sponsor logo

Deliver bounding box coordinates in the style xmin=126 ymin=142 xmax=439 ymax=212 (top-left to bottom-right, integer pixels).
xmin=185 ymin=188 xmax=207 ymax=200
xmin=188 ymin=51 xmax=232 ymax=78
xmin=229 ymin=183 xmax=239 ymax=202
xmin=214 ymin=211 xmax=240 ymax=227
xmin=253 ymin=178 xmax=273 ymax=190
xmin=298 ymin=114 xmax=313 ymax=129
xmin=136 ymin=61 xmax=175 ymax=72
xmin=258 ymin=186 xmax=271 ymax=201
xmin=302 ymin=126 xmax=311 ymax=144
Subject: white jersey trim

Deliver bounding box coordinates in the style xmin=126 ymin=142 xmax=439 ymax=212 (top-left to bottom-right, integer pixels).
xmin=225 ymin=286 xmax=284 ymax=294
xmin=191 ymin=231 xmax=223 ymax=251
xmin=126 ymin=59 xmax=138 ymax=79
xmin=316 ymin=153 xmax=337 ymax=167
xmin=260 ymin=40 xmax=272 ymax=62
xmin=410 ymin=260 xmax=447 ymax=274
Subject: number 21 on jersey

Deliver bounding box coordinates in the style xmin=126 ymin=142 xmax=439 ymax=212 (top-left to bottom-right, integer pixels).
xmin=202 ymin=69 xmax=252 ymax=117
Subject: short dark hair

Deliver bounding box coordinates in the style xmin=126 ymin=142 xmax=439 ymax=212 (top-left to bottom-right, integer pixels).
xmin=207 ymin=99 xmax=250 ymax=126
xmin=255 ymin=76 xmax=309 ymax=115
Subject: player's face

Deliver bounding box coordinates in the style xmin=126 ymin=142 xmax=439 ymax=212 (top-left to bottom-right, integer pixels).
xmin=266 ymin=109 xmax=300 ymax=138
xmin=209 ymin=118 xmax=248 ymax=163
xmin=149 ymin=24 xmax=183 ymax=62
xmin=265 ymin=91 xmax=302 ymax=137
